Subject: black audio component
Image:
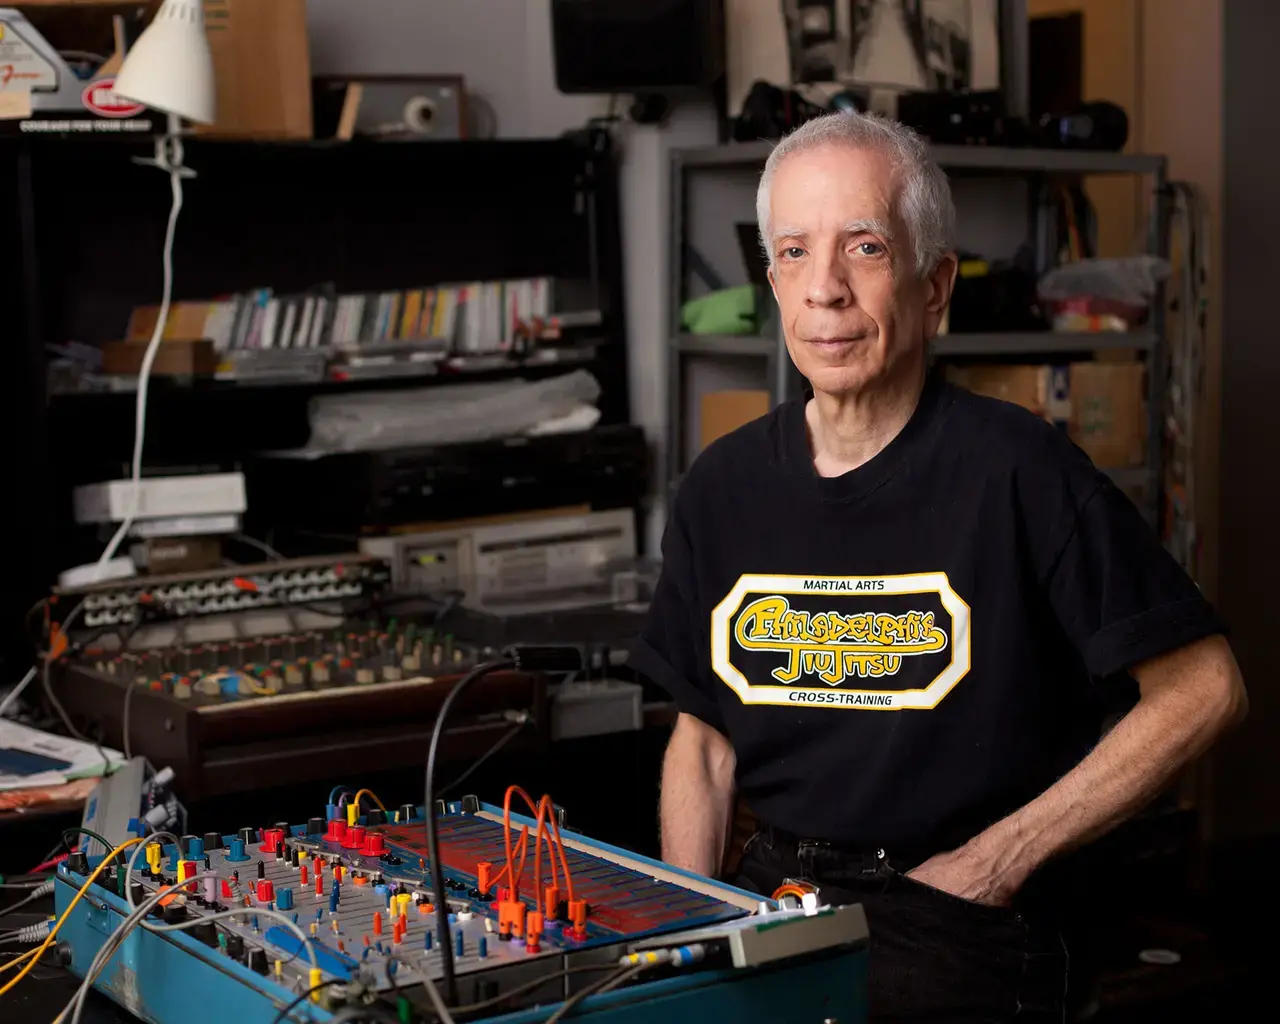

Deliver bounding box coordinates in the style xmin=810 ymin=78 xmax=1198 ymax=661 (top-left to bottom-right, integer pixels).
xmin=246 ymin=424 xmax=649 ymax=535
xmin=551 ymin=0 xmax=725 ymax=95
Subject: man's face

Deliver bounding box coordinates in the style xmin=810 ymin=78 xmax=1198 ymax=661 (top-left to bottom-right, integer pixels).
xmin=766 ymin=144 xmax=953 ymax=398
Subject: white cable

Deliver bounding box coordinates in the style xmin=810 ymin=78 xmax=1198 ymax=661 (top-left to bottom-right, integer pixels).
xmin=0 ymin=668 xmax=37 ymax=720
xmin=97 ymin=155 xmax=185 ymax=568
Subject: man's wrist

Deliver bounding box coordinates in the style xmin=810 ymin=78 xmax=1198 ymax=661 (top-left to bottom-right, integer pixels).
xmin=962 ymin=812 xmax=1047 ymax=896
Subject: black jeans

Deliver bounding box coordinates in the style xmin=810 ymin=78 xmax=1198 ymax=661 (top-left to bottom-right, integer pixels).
xmin=736 ymin=833 xmax=1068 ymax=1023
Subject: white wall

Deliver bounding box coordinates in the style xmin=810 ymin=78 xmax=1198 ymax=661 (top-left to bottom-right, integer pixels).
xmin=307 ymin=0 xmax=608 ymax=138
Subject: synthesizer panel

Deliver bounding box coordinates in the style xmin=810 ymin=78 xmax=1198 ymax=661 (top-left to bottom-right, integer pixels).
xmin=54 ymin=797 xmax=870 ymax=1022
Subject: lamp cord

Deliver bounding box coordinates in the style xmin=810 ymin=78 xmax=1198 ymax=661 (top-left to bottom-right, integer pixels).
xmin=98 ymin=130 xmax=187 ymax=567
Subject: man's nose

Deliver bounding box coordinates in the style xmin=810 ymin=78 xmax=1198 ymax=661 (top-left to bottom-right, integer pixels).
xmin=804 ymin=252 xmax=853 ymax=307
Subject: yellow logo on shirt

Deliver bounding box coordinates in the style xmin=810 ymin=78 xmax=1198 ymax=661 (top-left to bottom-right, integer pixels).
xmin=711 ymin=573 xmax=970 ymax=710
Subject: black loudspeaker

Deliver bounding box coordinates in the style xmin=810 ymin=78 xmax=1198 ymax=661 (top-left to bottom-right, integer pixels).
xmin=551 ymin=0 xmax=725 ymax=95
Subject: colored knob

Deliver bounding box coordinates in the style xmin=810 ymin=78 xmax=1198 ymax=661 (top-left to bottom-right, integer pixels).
xmin=257 ymin=880 xmax=274 ymax=903
xmin=325 ymin=819 xmax=348 ymax=844
xmin=277 ymin=887 xmax=294 ymax=911
xmin=373 ymin=912 xmax=383 ymax=936
xmin=187 ymin=838 xmax=205 ymax=862
xmin=329 ymin=883 xmax=340 ymax=914
xmin=261 ymin=828 xmax=284 ymax=854
xmin=203 ymin=831 xmax=224 ymax=852
xmin=398 ymin=804 xmax=417 ymax=823
xmin=226 ymin=839 xmax=248 ymax=862
xmin=478 ymin=936 xmax=488 ymax=958
xmin=203 ymin=877 xmax=217 ymax=905
xmin=342 ymin=826 xmax=366 ymax=850
xmin=178 ymin=860 xmax=197 ymax=883
xmin=361 ymin=831 xmax=387 ymax=857
xmin=178 ymin=835 xmax=198 ymax=857
xmin=455 ymin=931 xmax=465 ymax=958
xmin=307 ymin=817 xmax=325 ymax=835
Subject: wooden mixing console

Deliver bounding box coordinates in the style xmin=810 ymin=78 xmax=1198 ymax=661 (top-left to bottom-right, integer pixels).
xmin=54 ymin=626 xmax=547 ymax=798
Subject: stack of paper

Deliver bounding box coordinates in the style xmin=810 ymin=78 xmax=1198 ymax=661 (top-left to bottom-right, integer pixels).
xmin=0 ymin=721 xmax=123 ymax=792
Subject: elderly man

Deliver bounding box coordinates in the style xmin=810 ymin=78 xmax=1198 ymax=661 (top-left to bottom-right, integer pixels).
xmin=630 ymin=111 xmax=1246 ymax=1022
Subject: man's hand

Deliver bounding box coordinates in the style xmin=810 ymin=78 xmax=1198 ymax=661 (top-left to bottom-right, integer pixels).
xmin=906 ymin=845 xmax=1021 ymax=907
xmin=914 ymin=635 xmax=1245 ymax=903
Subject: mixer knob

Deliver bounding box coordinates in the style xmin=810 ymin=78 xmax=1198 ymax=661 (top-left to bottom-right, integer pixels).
xmin=343 ymin=826 xmax=366 ymax=850
xmin=238 ymin=827 xmax=257 ymax=847
xmin=226 ymin=838 xmax=249 ymax=863
xmin=260 ymin=828 xmax=284 ymax=855
xmin=398 ymin=804 xmax=417 ymax=823
xmin=326 ymin=820 xmax=348 ymax=844
xmin=203 ymin=831 xmax=225 ymax=852
xmin=361 ymin=832 xmax=387 ymax=858
xmin=365 ymin=809 xmax=386 ymax=827
xmin=224 ymin=933 xmax=244 ymax=959
xmin=248 ymin=949 xmax=268 ymax=974
xmin=276 ymin=887 xmax=294 ymax=911
xmin=187 ymin=838 xmax=205 ymax=862
xmin=256 ymin=880 xmax=275 ymax=903
xmin=307 ymin=817 xmax=325 ymax=835
xmin=162 ymin=902 xmax=188 ymax=925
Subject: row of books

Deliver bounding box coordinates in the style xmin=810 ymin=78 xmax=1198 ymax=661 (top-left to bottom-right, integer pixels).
xmin=125 ymin=279 xmax=556 ymax=355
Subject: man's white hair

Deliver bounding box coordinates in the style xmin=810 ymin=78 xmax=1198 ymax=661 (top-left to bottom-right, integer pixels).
xmin=756 ymin=111 xmax=955 ymax=278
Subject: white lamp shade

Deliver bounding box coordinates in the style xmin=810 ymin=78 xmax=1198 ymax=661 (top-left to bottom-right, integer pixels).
xmin=114 ymin=0 xmax=216 ymax=124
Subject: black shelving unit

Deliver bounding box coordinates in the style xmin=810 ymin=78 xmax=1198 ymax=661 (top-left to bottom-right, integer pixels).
xmin=0 ymin=131 xmax=631 ymax=669
xmin=665 ymin=140 xmax=1169 ymax=526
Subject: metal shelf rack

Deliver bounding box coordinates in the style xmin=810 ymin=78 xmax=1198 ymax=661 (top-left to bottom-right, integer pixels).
xmin=666 ymin=141 xmax=1170 ymax=524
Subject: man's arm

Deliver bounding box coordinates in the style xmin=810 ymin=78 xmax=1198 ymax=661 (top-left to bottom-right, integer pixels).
xmin=911 ymin=634 xmax=1247 ymax=905
xmin=660 ymin=712 xmax=737 ymax=876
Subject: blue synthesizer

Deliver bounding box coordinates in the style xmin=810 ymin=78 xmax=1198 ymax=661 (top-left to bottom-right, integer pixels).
xmin=54 ymin=796 xmax=868 ymax=1023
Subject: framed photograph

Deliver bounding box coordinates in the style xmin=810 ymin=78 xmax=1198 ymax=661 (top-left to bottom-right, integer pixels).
xmin=781 ymin=0 xmax=998 ymax=92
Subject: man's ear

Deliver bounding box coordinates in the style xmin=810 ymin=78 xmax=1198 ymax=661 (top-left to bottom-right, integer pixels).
xmin=766 ymin=263 xmax=778 ymax=303
xmin=922 ymin=252 xmax=958 ymax=339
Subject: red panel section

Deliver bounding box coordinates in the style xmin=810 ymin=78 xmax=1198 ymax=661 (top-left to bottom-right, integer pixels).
xmin=380 ymin=819 xmax=734 ymax=936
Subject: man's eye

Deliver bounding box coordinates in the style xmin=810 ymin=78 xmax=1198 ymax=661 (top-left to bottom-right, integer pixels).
xmin=780 ymin=247 xmax=805 ymax=260
xmin=856 ymin=241 xmax=883 ymax=256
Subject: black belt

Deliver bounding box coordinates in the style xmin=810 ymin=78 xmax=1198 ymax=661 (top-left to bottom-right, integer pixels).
xmin=755 ymin=821 xmax=937 ymax=875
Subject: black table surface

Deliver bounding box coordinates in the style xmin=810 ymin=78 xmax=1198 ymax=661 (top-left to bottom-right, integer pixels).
xmin=0 ymin=889 xmax=137 ymax=1024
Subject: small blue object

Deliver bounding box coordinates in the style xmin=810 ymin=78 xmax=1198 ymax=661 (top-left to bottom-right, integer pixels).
xmin=251 ymin=916 xmax=259 ymax=932
xmin=315 ymin=909 xmax=323 ymax=922
xmin=374 ymin=885 xmax=388 ymax=898
xmin=127 ymin=817 xmax=141 ymax=837
xmin=277 ymin=888 xmax=294 ymax=912
xmin=292 ymin=914 xmax=299 ymax=925
xmin=167 ymin=847 xmax=180 ymax=871
xmin=447 ymin=913 xmax=457 ymax=924
xmin=477 ymin=936 xmax=487 ymax=959
xmin=423 ymin=932 xmax=433 ymax=951
xmin=384 ymin=891 xmax=392 ymax=910
xmin=326 ymin=803 xmax=339 ymax=822
xmin=362 ymin=947 xmax=371 ymax=961
xmin=264 ymin=927 xmax=356 ymax=978
xmin=387 ymin=959 xmax=398 ymax=978
xmin=376 ymin=941 xmax=384 ymax=953
xmin=455 ymin=931 xmax=465 ymax=958
xmin=187 ymin=838 xmax=205 ymax=861
xmin=329 ymin=885 xmax=339 ymax=914
xmin=226 ymin=839 xmax=248 ymax=863
xmin=218 ymin=674 xmax=241 ymax=697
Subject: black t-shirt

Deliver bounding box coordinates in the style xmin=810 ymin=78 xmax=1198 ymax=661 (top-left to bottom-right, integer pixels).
xmin=631 ymin=375 xmax=1223 ymax=857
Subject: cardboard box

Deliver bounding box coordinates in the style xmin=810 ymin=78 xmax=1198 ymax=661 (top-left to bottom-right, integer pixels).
xmin=701 ymin=390 xmax=770 ymax=450
xmin=947 ymin=361 xmax=1146 ymax=468
xmin=1067 ymin=361 xmax=1146 ymax=468
xmin=199 ymin=0 xmax=312 ymax=139
xmin=944 ymin=365 xmax=1050 ymax=417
